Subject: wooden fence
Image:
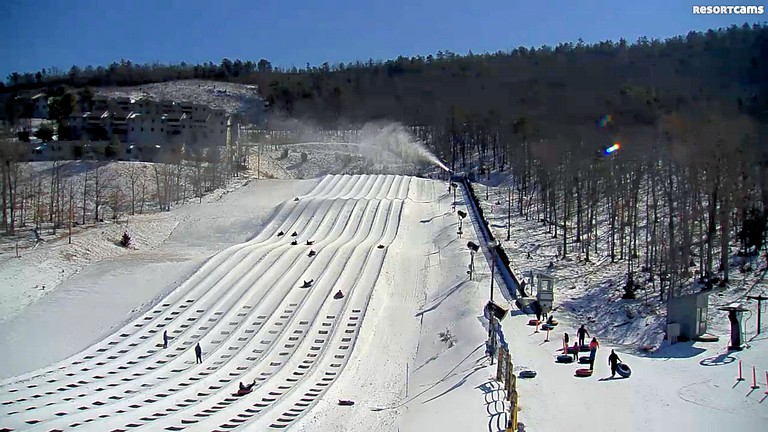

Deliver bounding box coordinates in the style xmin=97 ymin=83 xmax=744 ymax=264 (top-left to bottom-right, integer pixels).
xmin=496 ymin=347 xmax=518 ymax=432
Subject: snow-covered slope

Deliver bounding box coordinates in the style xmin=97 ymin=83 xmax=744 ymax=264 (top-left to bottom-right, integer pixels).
xmin=98 ymin=80 xmax=264 ymax=116
xmin=0 ymin=175 xmax=415 ymax=431
xmin=1 ymin=172 xmax=766 ymax=432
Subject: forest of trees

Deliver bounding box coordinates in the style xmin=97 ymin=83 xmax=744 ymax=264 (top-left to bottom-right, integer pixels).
xmin=0 ymin=123 xmax=235 ymax=242
xmin=2 ymin=23 xmax=768 ymax=298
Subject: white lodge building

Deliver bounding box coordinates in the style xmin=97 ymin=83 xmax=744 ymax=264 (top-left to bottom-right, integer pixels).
xmin=67 ymin=97 xmax=234 ymax=157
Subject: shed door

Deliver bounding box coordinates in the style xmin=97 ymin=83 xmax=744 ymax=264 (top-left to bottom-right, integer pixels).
xmin=697 ymin=308 xmax=707 ymax=335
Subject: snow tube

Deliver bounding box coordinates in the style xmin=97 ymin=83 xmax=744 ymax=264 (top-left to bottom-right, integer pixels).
xmin=547 ymin=319 xmax=559 ymax=326
xmin=575 ymin=368 xmax=593 ymax=377
xmin=235 ymin=388 xmax=253 ymax=396
xmin=616 ymin=363 xmax=631 ymax=378
xmin=338 ymin=399 xmax=355 ymax=406
xmin=579 ymin=344 xmax=591 ymax=352
xmin=556 ymin=354 xmax=574 ymax=363
xmin=519 ymin=370 xmax=537 ymax=378
xmin=578 ymin=356 xmax=591 ymax=364
xmin=541 ymin=324 xmax=554 ymax=331
xmin=567 ymin=346 xmax=579 ymax=354
xmin=528 ymin=319 xmax=540 ymax=326
xmin=333 ymin=290 xmax=344 ymax=299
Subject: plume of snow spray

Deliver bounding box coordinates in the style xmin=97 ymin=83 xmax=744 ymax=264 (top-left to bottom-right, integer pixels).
xmin=359 ymin=122 xmax=450 ymax=172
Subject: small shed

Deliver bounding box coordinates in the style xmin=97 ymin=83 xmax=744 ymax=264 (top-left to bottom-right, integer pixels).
xmin=535 ymin=273 xmax=555 ymax=315
xmin=667 ymin=291 xmax=713 ymax=342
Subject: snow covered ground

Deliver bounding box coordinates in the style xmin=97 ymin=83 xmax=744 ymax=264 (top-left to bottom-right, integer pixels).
xmin=98 ymin=80 xmax=264 ymax=116
xmin=0 ymin=163 xmax=766 ymax=431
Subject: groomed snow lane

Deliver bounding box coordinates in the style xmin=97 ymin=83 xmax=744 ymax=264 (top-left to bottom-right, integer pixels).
xmin=0 ymin=174 xmax=411 ymax=432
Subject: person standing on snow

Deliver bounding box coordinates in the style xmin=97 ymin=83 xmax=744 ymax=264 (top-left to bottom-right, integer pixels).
xmin=608 ymin=349 xmax=621 ymax=377
xmin=571 ymin=342 xmax=579 ymax=362
xmin=163 ymin=330 xmax=169 ymax=349
xmin=577 ymin=324 xmax=590 ymax=347
xmin=195 ymin=343 xmax=203 ymax=364
xmin=563 ymin=332 xmax=570 ymax=352
xmin=589 ymin=337 xmax=600 ymax=370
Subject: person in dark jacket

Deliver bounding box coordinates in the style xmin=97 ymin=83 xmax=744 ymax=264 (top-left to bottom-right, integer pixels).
xmin=572 ymin=342 xmax=579 ymax=362
xmin=163 ymin=330 xmax=169 ymax=349
xmin=195 ymin=343 xmax=203 ymax=364
xmin=577 ymin=325 xmax=590 ymax=346
xmin=238 ymin=379 xmax=256 ymax=393
xmin=608 ymin=349 xmax=621 ymax=377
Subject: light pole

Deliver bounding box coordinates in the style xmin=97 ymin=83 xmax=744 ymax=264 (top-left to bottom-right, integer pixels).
xmin=457 ymin=210 xmax=467 ymax=237
xmin=467 ymin=241 xmax=479 ymax=280
xmin=488 ymin=240 xmax=499 ymax=303
xmin=451 ymin=182 xmax=457 ymax=212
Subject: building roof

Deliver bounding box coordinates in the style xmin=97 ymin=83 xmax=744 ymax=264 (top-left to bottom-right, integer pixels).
xmin=111 ymin=109 xmax=133 ymax=121
xmin=86 ymin=110 xmax=109 ymax=120
xmin=163 ymin=112 xmax=186 ymax=122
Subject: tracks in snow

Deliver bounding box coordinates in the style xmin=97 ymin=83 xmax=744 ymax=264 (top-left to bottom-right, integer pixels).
xmin=0 ymin=174 xmax=411 ymax=431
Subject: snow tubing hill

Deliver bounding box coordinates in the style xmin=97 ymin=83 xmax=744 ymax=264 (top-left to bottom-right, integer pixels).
xmin=616 ymin=363 xmax=631 ymax=378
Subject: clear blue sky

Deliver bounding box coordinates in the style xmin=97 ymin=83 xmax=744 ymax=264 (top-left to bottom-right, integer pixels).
xmin=1 ymin=0 xmax=765 ymax=80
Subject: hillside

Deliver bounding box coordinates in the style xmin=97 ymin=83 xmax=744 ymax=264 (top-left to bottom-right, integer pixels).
xmin=98 ymin=79 xmax=266 ymax=119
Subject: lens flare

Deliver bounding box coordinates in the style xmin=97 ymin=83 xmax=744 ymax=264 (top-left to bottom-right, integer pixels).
xmin=604 ymin=142 xmax=621 ymax=155
xmin=599 ymin=114 xmax=613 ymax=128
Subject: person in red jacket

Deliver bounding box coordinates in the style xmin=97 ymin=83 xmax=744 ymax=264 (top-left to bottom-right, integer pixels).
xmin=589 ymin=338 xmax=599 ymax=370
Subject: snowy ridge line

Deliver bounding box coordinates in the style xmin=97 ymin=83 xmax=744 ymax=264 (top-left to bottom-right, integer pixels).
xmin=254 ymin=197 xmax=407 ymax=430
xmin=153 ymin=198 xmax=399 ymax=431
xmin=1 ymin=195 xmax=368 ymax=428
xmin=0 ymin=177 xmax=404 ymax=427
xmin=20 ymin=197 xmax=377 ymax=431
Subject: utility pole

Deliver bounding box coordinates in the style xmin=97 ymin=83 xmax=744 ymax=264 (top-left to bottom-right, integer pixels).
xmin=507 ymin=185 xmax=511 ymax=241
xmin=487 ymin=239 xmax=499 ymax=364
xmin=747 ymin=294 xmax=767 ymax=335
xmin=68 ymin=181 xmax=73 ymax=244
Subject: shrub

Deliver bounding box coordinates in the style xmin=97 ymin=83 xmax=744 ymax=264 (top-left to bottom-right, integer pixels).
xmin=120 ymin=231 xmax=131 ymax=247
